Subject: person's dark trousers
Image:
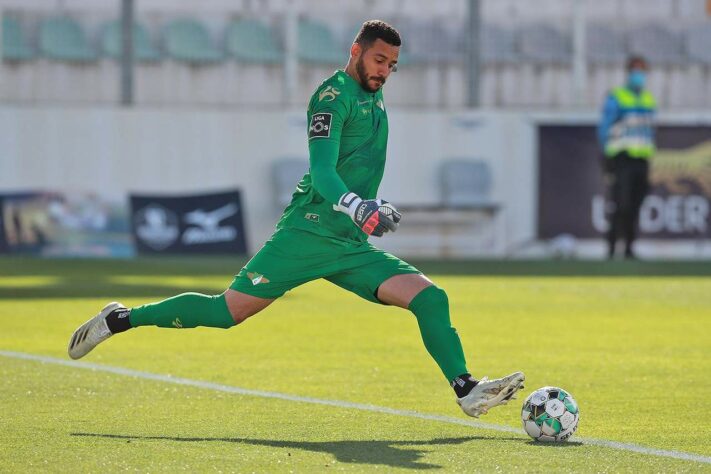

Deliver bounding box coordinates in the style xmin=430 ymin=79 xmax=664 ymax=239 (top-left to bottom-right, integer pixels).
xmin=605 ymin=152 xmax=650 ymax=258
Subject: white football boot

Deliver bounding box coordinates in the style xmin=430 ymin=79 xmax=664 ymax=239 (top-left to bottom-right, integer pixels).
xmin=457 ymin=372 xmax=525 ymax=418
xmin=67 ymin=302 xmax=126 ymax=359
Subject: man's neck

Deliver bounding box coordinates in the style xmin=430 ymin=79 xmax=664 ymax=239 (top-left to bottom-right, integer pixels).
xmin=344 ymin=61 xmax=358 ymax=85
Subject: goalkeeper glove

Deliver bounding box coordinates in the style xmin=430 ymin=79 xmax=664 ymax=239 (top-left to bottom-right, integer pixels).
xmin=334 ymin=192 xmax=401 ymax=237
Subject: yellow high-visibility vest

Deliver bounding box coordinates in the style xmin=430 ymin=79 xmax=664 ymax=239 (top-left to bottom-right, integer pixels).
xmin=605 ymin=86 xmax=657 ymax=159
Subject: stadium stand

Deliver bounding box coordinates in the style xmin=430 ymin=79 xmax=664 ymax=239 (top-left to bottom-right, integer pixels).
xmin=586 ymin=23 xmax=626 ymax=65
xmin=297 ymin=18 xmax=343 ymax=64
xmin=226 ymin=19 xmax=283 ymax=64
xmin=2 ymin=15 xmax=34 ymax=61
xmin=39 ymin=16 xmax=97 ymax=62
xmin=401 ymin=20 xmax=462 ymax=64
xmin=480 ymin=23 xmax=519 ymax=107
xmin=684 ymin=23 xmax=711 ymax=65
xmin=101 ymin=20 xmax=161 ymax=62
xmin=163 ymin=19 xmax=223 ymax=64
xmin=628 ymin=24 xmax=685 ymax=66
xmin=519 ymin=23 xmax=571 ymax=65
xmin=481 ymin=23 xmax=518 ymax=65
xmin=517 ymin=23 xmax=573 ymax=107
xmin=0 ymin=0 xmax=709 ymax=108
xmin=585 ymin=23 xmax=627 ymax=106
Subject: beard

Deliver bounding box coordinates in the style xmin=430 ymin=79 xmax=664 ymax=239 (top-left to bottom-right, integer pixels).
xmin=356 ymin=56 xmax=385 ymax=92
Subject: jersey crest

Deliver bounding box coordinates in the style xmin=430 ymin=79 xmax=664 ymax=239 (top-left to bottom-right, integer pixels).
xmin=319 ymin=86 xmax=340 ymax=102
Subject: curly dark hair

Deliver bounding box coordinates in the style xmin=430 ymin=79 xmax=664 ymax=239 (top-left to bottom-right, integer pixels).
xmin=354 ymin=20 xmax=401 ymax=49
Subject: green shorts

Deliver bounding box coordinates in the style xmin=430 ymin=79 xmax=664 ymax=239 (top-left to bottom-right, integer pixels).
xmin=230 ymin=228 xmax=420 ymax=303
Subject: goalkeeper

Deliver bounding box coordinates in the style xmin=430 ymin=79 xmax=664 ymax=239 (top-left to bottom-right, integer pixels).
xmin=68 ymin=20 xmax=524 ymax=418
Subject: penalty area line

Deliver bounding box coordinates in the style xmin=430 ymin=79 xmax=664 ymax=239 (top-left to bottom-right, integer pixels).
xmin=1 ymin=349 xmax=709 ymax=465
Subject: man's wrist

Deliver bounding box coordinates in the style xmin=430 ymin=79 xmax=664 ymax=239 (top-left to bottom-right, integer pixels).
xmin=335 ymin=192 xmax=362 ymax=218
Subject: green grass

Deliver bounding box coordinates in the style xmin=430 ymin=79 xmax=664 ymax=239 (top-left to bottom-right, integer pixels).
xmin=1 ymin=257 xmax=710 ymax=472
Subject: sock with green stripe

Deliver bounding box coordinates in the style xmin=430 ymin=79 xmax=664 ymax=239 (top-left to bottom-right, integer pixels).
xmin=128 ymin=293 xmax=236 ymax=329
xmin=408 ymin=285 xmax=469 ymax=383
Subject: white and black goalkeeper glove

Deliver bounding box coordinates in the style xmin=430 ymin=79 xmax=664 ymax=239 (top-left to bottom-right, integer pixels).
xmin=334 ymin=192 xmax=401 ymax=237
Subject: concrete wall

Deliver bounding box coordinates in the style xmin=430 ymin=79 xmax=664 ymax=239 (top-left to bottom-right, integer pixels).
xmin=0 ymin=104 xmax=541 ymax=257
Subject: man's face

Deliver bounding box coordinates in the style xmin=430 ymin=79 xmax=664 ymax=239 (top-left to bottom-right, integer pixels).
xmin=627 ymin=59 xmax=649 ymax=89
xmin=353 ymin=39 xmax=399 ymax=93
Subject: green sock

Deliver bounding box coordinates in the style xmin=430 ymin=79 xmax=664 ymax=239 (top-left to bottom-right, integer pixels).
xmin=129 ymin=293 xmax=235 ymax=329
xmin=408 ymin=285 xmax=468 ymax=381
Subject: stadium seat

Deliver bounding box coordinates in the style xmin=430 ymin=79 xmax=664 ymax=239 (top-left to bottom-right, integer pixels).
xmin=2 ymin=16 xmax=35 ymax=61
xmin=518 ymin=24 xmax=571 ymax=64
xmin=685 ymin=23 xmax=711 ymax=64
xmin=400 ymin=20 xmax=462 ymax=64
xmin=440 ymin=159 xmax=498 ymax=210
xmin=39 ymin=16 xmax=97 ymax=62
xmin=163 ymin=19 xmax=223 ymax=64
xmin=628 ymin=24 xmax=684 ymax=65
xmin=298 ymin=19 xmax=343 ymax=64
xmin=272 ymin=158 xmax=309 ymax=211
xmin=101 ymin=20 xmax=161 ymax=62
xmin=586 ymin=23 xmax=626 ymax=65
xmin=481 ymin=24 xmax=518 ymax=64
xmin=226 ymin=19 xmax=283 ymax=64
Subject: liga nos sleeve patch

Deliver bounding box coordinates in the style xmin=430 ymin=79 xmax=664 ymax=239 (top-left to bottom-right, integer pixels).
xmin=309 ymin=113 xmax=332 ymax=139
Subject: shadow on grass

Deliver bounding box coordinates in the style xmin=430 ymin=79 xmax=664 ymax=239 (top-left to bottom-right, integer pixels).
xmin=71 ymin=432 xmax=522 ymax=470
xmin=4 ymin=255 xmax=710 ymax=300
xmin=0 ymin=281 xmax=227 ymax=299
xmin=526 ymin=439 xmax=584 ymax=448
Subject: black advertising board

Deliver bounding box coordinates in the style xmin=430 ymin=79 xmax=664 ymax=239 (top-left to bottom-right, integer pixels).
xmin=130 ymin=190 xmax=247 ymax=255
xmin=538 ymin=125 xmax=711 ymax=239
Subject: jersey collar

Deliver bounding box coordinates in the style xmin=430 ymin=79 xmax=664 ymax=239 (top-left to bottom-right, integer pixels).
xmin=336 ymin=69 xmax=377 ymax=97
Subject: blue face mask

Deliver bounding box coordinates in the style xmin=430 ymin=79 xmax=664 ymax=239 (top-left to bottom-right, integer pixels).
xmin=628 ymin=70 xmax=646 ymax=90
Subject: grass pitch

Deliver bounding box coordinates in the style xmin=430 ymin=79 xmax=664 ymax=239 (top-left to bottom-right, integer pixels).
xmin=1 ymin=257 xmax=710 ymax=472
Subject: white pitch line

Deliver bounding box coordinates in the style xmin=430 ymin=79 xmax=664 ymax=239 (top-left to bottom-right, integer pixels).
xmin=2 ymin=350 xmax=710 ymax=465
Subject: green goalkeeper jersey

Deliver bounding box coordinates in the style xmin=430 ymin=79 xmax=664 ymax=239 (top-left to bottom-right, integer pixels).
xmin=276 ymin=70 xmax=389 ymax=243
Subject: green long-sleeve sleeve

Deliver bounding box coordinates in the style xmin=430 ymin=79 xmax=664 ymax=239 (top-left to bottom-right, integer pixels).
xmin=308 ymin=134 xmax=349 ymax=204
xmin=307 ymin=87 xmax=350 ymax=204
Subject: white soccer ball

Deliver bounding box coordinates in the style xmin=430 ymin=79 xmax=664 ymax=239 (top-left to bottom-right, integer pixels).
xmin=521 ymin=386 xmax=579 ymax=442
xmin=548 ymin=233 xmax=577 ymax=259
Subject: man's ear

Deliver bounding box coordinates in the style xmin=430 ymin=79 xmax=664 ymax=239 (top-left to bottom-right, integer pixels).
xmin=350 ymin=42 xmax=362 ymax=59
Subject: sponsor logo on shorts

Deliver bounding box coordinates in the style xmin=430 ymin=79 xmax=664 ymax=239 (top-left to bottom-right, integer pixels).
xmin=172 ymin=317 xmax=183 ymax=328
xmin=247 ymin=272 xmax=270 ymax=285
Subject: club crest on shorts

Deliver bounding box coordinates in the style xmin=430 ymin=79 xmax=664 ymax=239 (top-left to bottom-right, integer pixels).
xmin=247 ymin=272 xmax=270 ymax=285
xmin=309 ymin=113 xmax=332 ymax=139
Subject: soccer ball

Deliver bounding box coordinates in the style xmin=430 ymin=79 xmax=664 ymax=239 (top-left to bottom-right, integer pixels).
xmin=521 ymin=386 xmax=579 ymax=442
